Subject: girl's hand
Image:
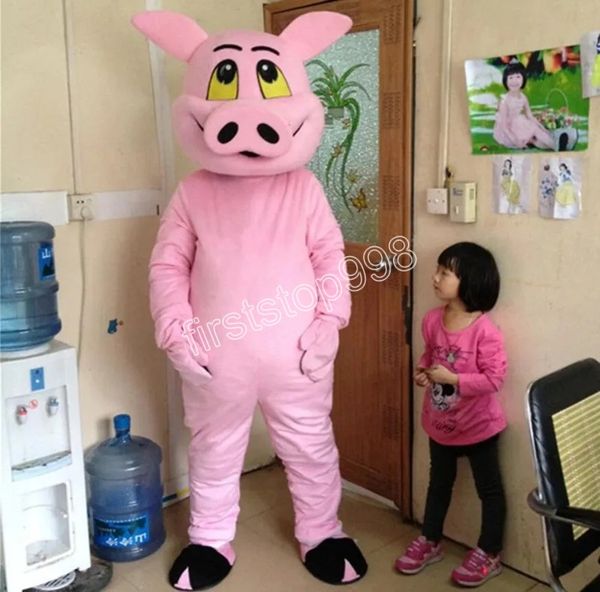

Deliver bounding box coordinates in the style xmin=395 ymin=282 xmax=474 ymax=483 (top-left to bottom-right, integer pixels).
xmin=425 ymin=365 xmax=458 ymax=385
xmin=414 ymin=367 xmax=431 ymax=387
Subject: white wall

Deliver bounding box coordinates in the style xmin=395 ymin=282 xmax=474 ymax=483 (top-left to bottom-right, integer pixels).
xmin=413 ymin=0 xmax=600 ymax=584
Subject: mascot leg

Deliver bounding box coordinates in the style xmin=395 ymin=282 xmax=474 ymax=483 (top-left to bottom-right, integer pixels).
xmin=260 ymin=371 xmax=368 ymax=585
xmin=170 ymin=380 xmax=256 ymax=591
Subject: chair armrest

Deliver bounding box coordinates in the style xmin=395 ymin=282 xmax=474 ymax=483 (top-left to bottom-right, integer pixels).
xmin=528 ymin=489 xmax=600 ymax=531
xmin=559 ymin=506 xmax=600 ymax=530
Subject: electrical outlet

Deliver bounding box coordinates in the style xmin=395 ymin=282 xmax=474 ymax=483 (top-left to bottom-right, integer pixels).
xmin=69 ymin=195 xmax=95 ymax=220
xmin=449 ymin=182 xmax=477 ymax=223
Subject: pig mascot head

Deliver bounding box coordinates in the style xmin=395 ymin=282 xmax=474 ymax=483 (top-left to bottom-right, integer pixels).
xmin=133 ymin=10 xmax=367 ymax=591
xmin=133 ymin=10 xmax=351 ymax=176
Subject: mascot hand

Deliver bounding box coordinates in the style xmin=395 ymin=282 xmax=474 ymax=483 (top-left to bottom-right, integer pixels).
xmin=299 ymin=317 xmax=340 ymax=382
xmin=160 ymin=320 xmax=212 ymax=386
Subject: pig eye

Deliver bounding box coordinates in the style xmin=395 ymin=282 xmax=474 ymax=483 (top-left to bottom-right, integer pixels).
xmin=257 ymin=60 xmax=291 ymax=99
xmin=207 ymin=60 xmax=239 ymax=101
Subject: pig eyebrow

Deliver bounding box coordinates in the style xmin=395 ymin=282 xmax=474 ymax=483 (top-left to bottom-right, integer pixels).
xmin=251 ymin=45 xmax=280 ymax=56
xmin=214 ymin=44 xmax=243 ymax=52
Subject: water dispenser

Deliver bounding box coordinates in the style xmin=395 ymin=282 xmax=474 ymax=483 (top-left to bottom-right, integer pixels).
xmin=0 ymin=343 xmax=91 ymax=591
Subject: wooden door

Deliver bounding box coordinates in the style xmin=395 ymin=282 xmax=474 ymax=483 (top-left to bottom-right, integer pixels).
xmin=265 ymin=0 xmax=413 ymax=515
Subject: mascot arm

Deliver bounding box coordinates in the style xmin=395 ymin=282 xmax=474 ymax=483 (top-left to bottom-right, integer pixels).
xmin=299 ymin=176 xmax=351 ymax=381
xmin=305 ymin=175 xmax=351 ymax=328
xmin=149 ymin=184 xmax=211 ymax=384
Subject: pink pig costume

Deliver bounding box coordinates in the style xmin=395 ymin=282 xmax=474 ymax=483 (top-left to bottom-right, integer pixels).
xmin=132 ymin=10 xmax=367 ymax=590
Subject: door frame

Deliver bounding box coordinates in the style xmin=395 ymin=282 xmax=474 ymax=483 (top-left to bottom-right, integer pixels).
xmin=264 ymin=0 xmax=415 ymax=519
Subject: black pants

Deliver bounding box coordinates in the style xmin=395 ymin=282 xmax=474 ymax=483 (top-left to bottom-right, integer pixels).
xmin=422 ymin=434 xmax=506 ymax=554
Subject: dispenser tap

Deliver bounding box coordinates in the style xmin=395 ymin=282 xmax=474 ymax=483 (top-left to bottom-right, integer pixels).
xmin=16 ymin=405 xmax=28 ymax=425
xmin=47 ymin=397 xmax=60 ymax=416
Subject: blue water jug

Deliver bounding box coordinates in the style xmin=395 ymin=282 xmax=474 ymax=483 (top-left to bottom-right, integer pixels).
xmin=0 ymin=221 xmax=61 ymax=351
xmin=85 ymin=414 xmax=166 ymax=561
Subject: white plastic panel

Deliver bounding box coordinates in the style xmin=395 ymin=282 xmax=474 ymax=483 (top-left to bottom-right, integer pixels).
xmin=5 ymin=386 xmax=70 ymax=470
xmin=22 ymin=482 xmax=72 ymax=568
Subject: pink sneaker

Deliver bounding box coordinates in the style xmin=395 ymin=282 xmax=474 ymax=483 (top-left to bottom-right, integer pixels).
xmin=394 ymin=536 xmax=443 ymax=575
xmin=451 ymin=547 xmax=502 ymax=587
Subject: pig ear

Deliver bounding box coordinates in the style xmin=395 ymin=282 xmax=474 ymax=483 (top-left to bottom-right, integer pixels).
xmin=132 ymin=11 xmax=208 ymax=62
xmin=279 ymin=11 xmax=352 ymax=61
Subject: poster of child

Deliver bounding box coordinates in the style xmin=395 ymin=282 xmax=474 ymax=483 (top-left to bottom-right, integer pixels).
xmin=581 ymin=31 xmax=600 ymax=98
xmin=465 ymin=47 xmax=589 ymax=155
xmin=493 ymin=156 xmax=531 ymax=214
xmin=538 ymin=157 xmax=582 ymax=220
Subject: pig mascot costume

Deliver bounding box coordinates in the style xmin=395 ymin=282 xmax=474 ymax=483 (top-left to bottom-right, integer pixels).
xmin=133 ymin=10 xmax=367 ymax=590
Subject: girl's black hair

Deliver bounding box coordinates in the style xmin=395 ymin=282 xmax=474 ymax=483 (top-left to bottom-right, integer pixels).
xmin=438 ymin=242 xmax=500 ymax=312
xmin=502 ymin=61 xmax=527 ymax=89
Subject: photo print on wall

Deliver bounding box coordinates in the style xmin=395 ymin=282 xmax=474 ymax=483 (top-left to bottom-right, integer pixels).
xmin=492 ymin=155 xmax=531 ymax=215
xmin=538 ymin=157 xmax=582 ymax=220
xmin=581 ymin=31 xmax=600 ymax=98
xmin=465 ymin=46 xmax=589 ymax=155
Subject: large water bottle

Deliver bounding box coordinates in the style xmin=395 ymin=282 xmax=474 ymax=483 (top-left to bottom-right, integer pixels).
xmin=0 ymin=221 xmax=61 ymax=352
xmin=85 ymin=414 xmax=165 ymax=561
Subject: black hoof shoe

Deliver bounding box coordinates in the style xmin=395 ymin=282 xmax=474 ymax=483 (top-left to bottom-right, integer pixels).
xmin=304 ymin=537 xmax=368 ymax=585
xmin=168 ymin=544 xmax=232 ymax=591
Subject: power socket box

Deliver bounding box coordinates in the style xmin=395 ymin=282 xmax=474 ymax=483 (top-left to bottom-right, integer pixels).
xmin=449 ymin=182 xmax=477 ymax=223
xmin=68 ymin=195 xmax=94 ymax=220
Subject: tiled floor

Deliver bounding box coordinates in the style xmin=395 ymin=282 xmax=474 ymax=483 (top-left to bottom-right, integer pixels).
xmin=104 ymin=464 xmax=544 ymax=592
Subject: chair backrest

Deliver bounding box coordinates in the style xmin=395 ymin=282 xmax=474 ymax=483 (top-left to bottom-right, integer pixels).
xmin=527 ymin=358 xmax=600 ymax=578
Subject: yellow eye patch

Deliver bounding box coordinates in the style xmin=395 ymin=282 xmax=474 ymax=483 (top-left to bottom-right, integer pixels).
xmin=256 ymin=59 xmax=291 ymax=99
xmin=207 ymin=59 xmax=239 ymax=101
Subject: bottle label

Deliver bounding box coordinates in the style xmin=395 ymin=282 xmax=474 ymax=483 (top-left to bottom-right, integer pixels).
xmin=38 ymin=243 xmax=55 ymax=281
xmin=93 ymin=514 xmax=150 ymax=549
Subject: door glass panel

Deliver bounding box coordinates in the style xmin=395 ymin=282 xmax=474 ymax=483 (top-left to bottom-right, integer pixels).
xmin=307 ymin=29 xmax=380 ymax=244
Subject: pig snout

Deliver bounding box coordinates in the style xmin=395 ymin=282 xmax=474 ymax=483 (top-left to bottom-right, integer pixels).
xmin=204 ymin=105 xmax=293 ymax=157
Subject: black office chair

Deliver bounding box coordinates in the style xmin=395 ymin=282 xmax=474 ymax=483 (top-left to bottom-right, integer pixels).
xmin=526 ymin=358 xmax=600 ymax=592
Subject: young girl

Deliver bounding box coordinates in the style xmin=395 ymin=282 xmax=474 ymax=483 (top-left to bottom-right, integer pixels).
xmin=395 ymin=242 xmax=508 ymax=588
xmin=493 ymin=59 xmax=555 ymax=150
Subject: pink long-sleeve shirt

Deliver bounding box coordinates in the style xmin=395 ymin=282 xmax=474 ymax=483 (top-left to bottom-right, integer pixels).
xmin=419 ymin=306 xmax=508 ymax=445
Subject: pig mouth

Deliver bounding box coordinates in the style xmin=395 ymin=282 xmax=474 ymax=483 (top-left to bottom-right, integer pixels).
xmin=292 ymin=122 xmax=304 ymax=137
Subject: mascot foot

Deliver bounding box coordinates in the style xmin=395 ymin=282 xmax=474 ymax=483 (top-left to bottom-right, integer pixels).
xmin=168 ymin=543 xmax=234 ymax=590
xmin=303 ymin=538 xmax=368 ymax=585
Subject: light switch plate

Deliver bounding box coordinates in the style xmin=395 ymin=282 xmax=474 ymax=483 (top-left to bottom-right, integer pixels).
xmin=426 ymin=188 xmax=448 ymax=214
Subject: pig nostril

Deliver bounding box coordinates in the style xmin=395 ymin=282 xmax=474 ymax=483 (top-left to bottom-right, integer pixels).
xmin=218 ymin=122 xmax=239 ymax=144
xmin=257 ymin=124 xmax=279 ymax=144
